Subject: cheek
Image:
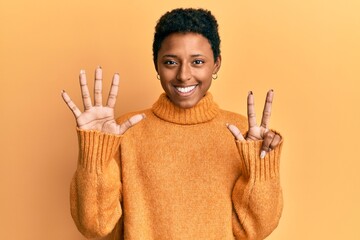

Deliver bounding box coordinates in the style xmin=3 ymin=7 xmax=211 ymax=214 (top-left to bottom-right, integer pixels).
xmin=195 ymin=68 xmax=213 ymax=81
xmin=160 ymin=70 xmax=175 ymax=82
xmin=159 ymin=65 xmax=175 ymax=76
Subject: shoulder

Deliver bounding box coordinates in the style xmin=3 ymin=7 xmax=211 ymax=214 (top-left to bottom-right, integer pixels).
xmin=218 ymin=109 xmax=248 ymax=132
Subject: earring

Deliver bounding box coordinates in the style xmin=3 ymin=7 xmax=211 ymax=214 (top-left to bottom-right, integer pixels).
xmin=157 ymin=74 xmax=161 ymax=80
xmin=212 ymin=73 xmax=218 ymax=80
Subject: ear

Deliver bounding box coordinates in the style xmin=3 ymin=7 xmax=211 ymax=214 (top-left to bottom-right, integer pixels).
xmin=213 ymin=55 xmax=222 ymax=73
xmin=154 ymin=60 xmax=158 ymax=72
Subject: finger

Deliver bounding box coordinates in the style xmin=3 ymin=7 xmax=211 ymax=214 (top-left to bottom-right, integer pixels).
xmin=79 ymin=70 xmax=92 ymax=110
xmin=226 ymin=123 xmax=245 ymax=141
xmin=118 ymin=113 xmax=146 ymax=135
xmin=260 ymin=130 xmax=275 ymax=159
xmin=269 ymin=133 xmax=282 ymax=150
xmin=260 ymin=126 xmax=269 ymax=138
xmin=94 ymin=66 xmax=103 ymax=106
xmin=260 ymin=89 xmax=274 ymax=129
xmin=247 ymin=91 xmax=257 ymax=128
xmin=61 ymin=90 xmax=82 ymax=118
xmin=106 ymin=73 xmax=119 ymax=108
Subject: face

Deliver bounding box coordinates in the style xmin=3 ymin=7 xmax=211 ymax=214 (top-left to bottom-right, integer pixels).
xmin=156 ymin=32 xmax=221 ymax=109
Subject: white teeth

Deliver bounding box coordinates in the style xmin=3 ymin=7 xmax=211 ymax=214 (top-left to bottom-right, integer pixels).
xmin=175 ymin=85 xmax=196 ymax=93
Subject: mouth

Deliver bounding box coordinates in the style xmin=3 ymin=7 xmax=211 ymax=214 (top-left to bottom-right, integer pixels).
xmin=174 ymin=84 xmax=198 ymax=95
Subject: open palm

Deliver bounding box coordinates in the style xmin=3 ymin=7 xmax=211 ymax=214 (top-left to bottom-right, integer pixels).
xmin=61 ymin=67 xmax=145 ymax=135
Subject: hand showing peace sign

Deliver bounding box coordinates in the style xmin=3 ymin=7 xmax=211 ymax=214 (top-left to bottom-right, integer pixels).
xmin=61 ymin=67 xmax=145 ymax=135
xmin=227 ymin=90 xmax=282 ymax=158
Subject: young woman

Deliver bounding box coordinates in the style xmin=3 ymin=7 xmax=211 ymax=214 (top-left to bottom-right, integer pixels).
xmin=62 ymin=8 xmax=283 ymax=240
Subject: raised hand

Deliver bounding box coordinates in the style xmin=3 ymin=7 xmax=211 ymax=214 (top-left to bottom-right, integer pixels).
xmin=61 ymin=67 xmax=145 ymax=135
xmin=227 ymin=90 xmax=282 ymax=158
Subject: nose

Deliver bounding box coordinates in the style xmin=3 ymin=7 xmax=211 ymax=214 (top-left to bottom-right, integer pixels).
xmin=176 ymin=63 xmax=191 ymax=82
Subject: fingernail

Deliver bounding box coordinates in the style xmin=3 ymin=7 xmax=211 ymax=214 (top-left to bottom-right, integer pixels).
xmin=142 ymin=113 xmax=147 ymax=119
xmin=226 ymin=123 xmax=229 ymax=127
xmin=80 ymin=69 xmax=85 ymax=74
xmin=98 ymin=65 xmax=102 ymax=69
xmin=61 ymin=90 xmax=65 ymax=94
xmin=270 ymin=89 xmax=274 ymax=92
xmin=249 ymin=91 xmax=253 ymax=95
xmin=260 ymin=151 xmax=266 ymax=159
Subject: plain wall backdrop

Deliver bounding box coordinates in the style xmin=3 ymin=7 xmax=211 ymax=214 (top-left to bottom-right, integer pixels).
xmin=1 ymin=0 xmax=359 ymax=239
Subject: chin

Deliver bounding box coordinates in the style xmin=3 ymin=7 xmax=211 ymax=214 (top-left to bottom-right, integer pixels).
xmin=166 ymin=90 xmax=205 ymax=109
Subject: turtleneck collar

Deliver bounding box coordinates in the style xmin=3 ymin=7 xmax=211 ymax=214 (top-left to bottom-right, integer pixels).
xmin=152 ymin=92 xmax=220 ymax=125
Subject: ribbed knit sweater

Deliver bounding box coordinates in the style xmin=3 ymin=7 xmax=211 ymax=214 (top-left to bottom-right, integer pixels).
xmin=70 ymin=92 xmax=283 ymax=240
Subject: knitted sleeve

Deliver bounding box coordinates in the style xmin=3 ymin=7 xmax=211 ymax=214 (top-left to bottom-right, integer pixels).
xmin=232 ymin=136 xmax=284 ymax=240
xmin=70 ymin=129 xmax=123 ymax=238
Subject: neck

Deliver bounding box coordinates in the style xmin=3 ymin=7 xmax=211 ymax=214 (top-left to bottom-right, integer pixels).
xmin=152 ymin=92 xmax=219 ymax=125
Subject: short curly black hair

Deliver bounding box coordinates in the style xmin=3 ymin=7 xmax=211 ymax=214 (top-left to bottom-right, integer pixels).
xmin=153 ymin=8 xmax=221 ymax=66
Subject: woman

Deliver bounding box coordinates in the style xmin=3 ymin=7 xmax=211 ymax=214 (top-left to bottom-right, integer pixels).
xmin=62 ymin=8 xmax=283 ymax=240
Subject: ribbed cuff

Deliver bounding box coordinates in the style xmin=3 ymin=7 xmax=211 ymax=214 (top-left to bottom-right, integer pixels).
xmin=236 ymin=140 xmax=283 ymax=182
xmin=77 ymin=129 xmax=122 ymax=174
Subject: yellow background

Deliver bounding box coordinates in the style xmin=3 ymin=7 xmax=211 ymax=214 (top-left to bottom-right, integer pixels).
xmin=1 ymin=0 xmax=359 ymax=239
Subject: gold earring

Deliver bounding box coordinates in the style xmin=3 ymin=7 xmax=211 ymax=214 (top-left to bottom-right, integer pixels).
xmin=157 ymin=74 xmax=161 ymax=80
xmin=212 ymin=73 xmax=218 ymax=80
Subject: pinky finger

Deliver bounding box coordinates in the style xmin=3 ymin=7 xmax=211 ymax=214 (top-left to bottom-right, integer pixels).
xmin=269 ymin=133 xmax=282 ymax=150
xmin=61 ymin=90 xmax=82 ymax=118
xmin=226 ymin=123 xmax=245 ymax=141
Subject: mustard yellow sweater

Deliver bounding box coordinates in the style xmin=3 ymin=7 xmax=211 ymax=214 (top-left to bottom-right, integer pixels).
xmin=70 ymin=93 xmax=283 ymax=240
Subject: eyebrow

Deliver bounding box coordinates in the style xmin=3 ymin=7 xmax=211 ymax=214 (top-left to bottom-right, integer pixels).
xmin=161 ymin=54 xmax=205 ymax=58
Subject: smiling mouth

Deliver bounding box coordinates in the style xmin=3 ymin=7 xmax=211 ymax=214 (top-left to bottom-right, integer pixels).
xmin=174 ymin=85 xmax=198 ymax=94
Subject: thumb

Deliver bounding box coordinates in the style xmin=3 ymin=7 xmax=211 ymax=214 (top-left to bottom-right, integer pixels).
xmin=118 ymin=113 xmax=146 ymax=135
xmin=226 ymin=123 xmax=245 ymax=141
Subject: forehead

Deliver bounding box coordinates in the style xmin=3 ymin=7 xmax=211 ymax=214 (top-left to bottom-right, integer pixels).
xmin=159 ymin=32 xmax=213 ymax=55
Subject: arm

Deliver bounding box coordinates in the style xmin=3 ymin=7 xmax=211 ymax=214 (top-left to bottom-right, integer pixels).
xmin=227 ymin=90 xmax=283 ymax=239
xmin=232 ymin=138 xmax=283 ymax=240
xmin=70 ymin=129 xmax=122 ymax=238
xmin=62 ymin=67 xmax=145 ymax=238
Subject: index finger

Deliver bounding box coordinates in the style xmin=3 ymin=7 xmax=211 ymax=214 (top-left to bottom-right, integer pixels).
xmin=106 ymin=73 xmax=119 ymax=108
xmin=247 ymin=91 xmax=257 ymax=128
xmin=260 ymin=90 xmax=274 ymax=129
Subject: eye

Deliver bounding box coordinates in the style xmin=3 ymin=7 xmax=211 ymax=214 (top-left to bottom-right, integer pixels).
xmin=193 ymin=59 xmax=204 ymax=65
xmin=164 ymin=60 xmax=177 ymax=65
